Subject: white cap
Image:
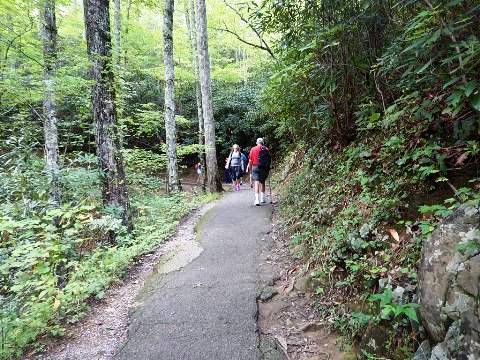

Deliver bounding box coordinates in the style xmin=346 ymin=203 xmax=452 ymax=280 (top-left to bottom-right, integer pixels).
xmin=256 ymin=137 xmax=264 ymax=145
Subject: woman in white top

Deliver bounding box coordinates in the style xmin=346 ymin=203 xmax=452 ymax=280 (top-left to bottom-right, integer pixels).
xmin=225 ymin=144 xmax=244 ymax=191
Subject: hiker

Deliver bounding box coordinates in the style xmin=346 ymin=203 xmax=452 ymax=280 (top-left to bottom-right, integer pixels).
xmin=194 ymin=161 xmax=203 ymax=184
xmin=240 ymin=151 xmax=248 ymax=185
xmin=225 ymin=144 xmax=244 ymax=191
xmin=246 ymin=138 xmax=271 ymax=206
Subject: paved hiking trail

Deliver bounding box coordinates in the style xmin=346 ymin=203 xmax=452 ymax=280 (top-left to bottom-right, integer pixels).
xmin=115 ymin=188 xmax=272 ymax=360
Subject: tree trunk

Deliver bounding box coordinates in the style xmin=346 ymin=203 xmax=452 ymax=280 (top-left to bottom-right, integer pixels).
xmin=83 ymin=0 xmax=131 ymax=231
xmin=41 ymin=0 xmax=61 ymax=206
xmin=185 ymin=0 xmax=206 ymax=191
xmin=195 ymin=0 xmax=222 ymax=192
xmin=163 ymin=0 xmax=179 ymax=192
xmin=113 ymin=0 xmax=121 ymax=71
xmin=123 ymin=0 xmax=132 ymax=66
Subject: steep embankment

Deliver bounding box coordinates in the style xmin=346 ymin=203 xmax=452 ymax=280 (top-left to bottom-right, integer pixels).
xmin=272 ymin=139 xmax=480 ymax=358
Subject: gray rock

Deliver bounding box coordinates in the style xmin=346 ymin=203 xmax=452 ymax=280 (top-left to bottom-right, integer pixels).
xmin=258 ymin=286 xmax=278 ymax=302
xmin=378 ymin=276 xmax=391 ymax=289
xmin=392 ymin=286 xmax=405 ymax=304
xmin=430 ymin=342 xmax=449 ymax=360
xmin=358 ymin=324 xmax=389 ymax=357
xmin=258 ymin=336 xmax=288 ymax=360
xmin=413 ymin=340 xmax=431 ymax=360
xmin=417 ymin=205 xmax=480 ymax=358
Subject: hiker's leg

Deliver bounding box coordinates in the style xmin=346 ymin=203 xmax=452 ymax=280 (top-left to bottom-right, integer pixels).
xmin=260 ymin=181 xmax=266 ymax=203
xmin=254 ymin=181 xmax=260 ymax=205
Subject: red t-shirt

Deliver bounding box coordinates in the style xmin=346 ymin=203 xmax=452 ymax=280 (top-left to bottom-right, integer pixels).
xmin=249 ymin=145 xmax=268 ymax=166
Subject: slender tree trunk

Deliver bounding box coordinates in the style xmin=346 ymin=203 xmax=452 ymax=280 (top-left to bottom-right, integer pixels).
xmin=163 ymin=0 xmax=179 ymax=192
xmin=41 ymin=0 xmax=61 ymax=206
xmin=123 ymin=0 xmax=132 ymax=66
xmin=83 ymin=0 xmax=131 ymax=231
xmin=113 ymin=0 xmax=121 ymax=71
xmin=113 ymin=0 xmax=125 ymax=119
xmin=185 ymin=0 xmax=206 ymax=191
xmin=195 ymin=0 xmax=222 ymax=192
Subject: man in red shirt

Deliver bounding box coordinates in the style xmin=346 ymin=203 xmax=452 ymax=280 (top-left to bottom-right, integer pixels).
xmin=246 ymin=138 xmax=270 ymax=206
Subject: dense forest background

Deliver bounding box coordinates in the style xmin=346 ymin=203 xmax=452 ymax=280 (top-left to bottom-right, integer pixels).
xmin=0 ymin=0 xmax=269 ymax=357
xmin=1 ymin=0 xmax=480 ymax=358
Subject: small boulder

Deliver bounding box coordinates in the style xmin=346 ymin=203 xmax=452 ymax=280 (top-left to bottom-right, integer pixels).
xmin=359 ymin=324 xmax=389 ymax=357
xmin=258 ymin=286 xmax=278 ymax=302
xmin=413 ymin=340 xmax=431 ymax=360
xmin=417 ymin=205 xmax=480 ymax=358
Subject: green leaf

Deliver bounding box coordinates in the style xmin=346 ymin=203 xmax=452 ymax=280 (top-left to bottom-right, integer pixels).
xmin=416 ymin=59 xmax=432 ymax=74
xmin=443 ymin=76 xmax=460 ymax=89
xmin=402 ymin=307 xmax=419 ymax=322
xmin=464 ymin=81 xmax=477 ymax=97
xmin=381 ymin=305 xmax=395 ymax=320
xmin=369 ymin=112 xmax=381 ymax=122
xmin=471 ymin=94 xmax=480 ymax=111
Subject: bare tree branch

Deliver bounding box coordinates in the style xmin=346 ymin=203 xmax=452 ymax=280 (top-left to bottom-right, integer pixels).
xmin=0 ymin=38 xmax=43 ymax=67
xmin=220 ymin=0 xmax=276 ymax=59
xmin=211 ymin=25 xmax=275 ymax=58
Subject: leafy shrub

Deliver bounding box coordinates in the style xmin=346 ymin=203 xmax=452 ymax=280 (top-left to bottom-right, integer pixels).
xmin=0 ymin=179 xmax=215 ymax=359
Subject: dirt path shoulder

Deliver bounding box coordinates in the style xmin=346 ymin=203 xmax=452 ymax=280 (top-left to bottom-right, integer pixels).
xmin=26 ymin=201 xmax=217 ymax=360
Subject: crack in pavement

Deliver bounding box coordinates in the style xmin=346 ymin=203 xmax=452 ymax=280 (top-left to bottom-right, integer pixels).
xmin=115 ymin=188 xmax=272 ymax=360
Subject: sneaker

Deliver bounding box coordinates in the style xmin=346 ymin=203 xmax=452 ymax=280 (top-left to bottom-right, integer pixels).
xmin=254 ymin=198 xmax=260 ymax=206
xmin=236 ymin=184 xmax=241 ymax=191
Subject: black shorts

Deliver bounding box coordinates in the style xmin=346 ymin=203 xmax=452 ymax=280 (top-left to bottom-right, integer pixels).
xmin=252 ymin=166 xmax=268 ymax=183
xmin=230 ymin=166 xmax=242 ymax=180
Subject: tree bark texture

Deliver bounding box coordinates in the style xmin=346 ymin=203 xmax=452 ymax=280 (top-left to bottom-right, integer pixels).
xmin=83 ymin=0 xmax=131 ymax=230
xmin=185 ymin=0 xmax=206 ymax=191
xmin=113 ymin=0 xmax=121 ymax=70
xmin=41 ymin=0 xmax=61 ymax=206
xmin=163 ymin=0 xmax=179 ymax=192
xmin=195 ymin=0 xmax=222 ymax=192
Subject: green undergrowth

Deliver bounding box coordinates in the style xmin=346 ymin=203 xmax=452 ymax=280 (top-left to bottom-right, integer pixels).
xmin=0 ymin=162 xmax=218 ymax=359
xmin=274 ymin=138 xmax=480 ymax=358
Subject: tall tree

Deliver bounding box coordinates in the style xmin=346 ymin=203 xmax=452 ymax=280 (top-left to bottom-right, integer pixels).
xmin=40 ymin=0 xmax=61 ymax=206
xmin=196 ymin=0 xmax=222 ymax=192
xmin=83 ymin=0 xmax=131 ymax=231
xmin=185 ymin=0 xmax=206 ymax=191
xmin=113 ymin=0 xmax=121 ymax=71
xmin=123 ymin=0 xmax=132 ymax=66
xmin=163 ymin=0 xmax=179 ymax=192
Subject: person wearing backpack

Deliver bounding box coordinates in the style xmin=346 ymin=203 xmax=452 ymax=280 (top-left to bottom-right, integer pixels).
xmin=246 ymin=138 xmax=271 ymax=206
xmin=240 ymin=151 xmax=248 ymax=186
xmin=225 ymin=144 xmax=244 ymax=191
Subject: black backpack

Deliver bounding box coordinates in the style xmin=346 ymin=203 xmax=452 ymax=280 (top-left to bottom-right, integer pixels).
xmin=258 ymin=146 xmax=271 ymax=170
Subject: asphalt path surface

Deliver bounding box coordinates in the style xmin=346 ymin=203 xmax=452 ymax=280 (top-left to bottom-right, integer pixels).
xmin=115 ymin=187 xmax=272 ymax=360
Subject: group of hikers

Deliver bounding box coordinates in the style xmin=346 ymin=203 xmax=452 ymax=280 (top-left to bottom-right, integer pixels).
xmin=225 ymin=137 xmax=271 ymax=205
xmin=195 ymin=137 xmax=271 ymax=206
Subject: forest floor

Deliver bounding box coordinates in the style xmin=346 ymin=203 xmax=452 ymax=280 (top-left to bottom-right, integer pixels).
xmin=25 ymin=184 xmax=345 ymax=360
